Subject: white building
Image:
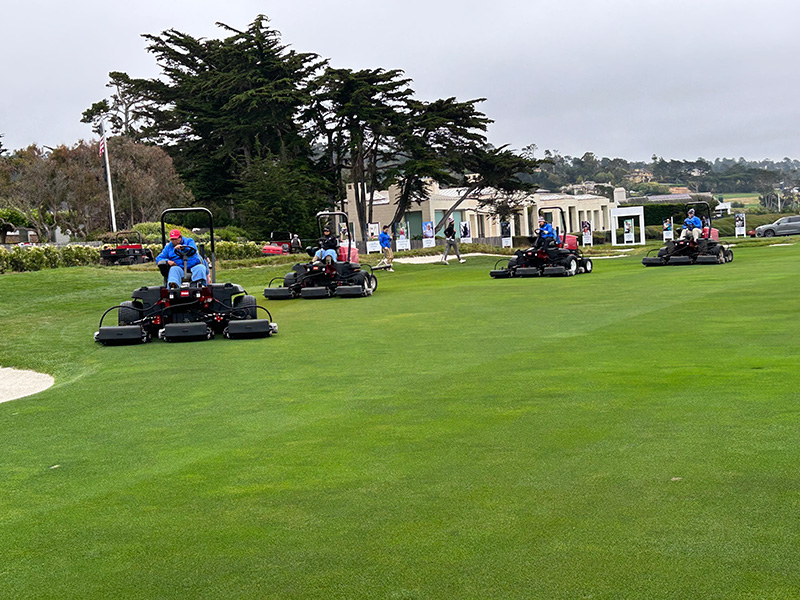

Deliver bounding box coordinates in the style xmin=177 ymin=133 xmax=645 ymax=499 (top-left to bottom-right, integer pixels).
xmin=343 ymin=181 xmax=618 ymax=240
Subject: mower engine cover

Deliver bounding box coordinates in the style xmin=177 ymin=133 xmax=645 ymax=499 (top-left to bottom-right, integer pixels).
xmin=338 ymin=246 xmax=359 ymax=262
xmin=563 ymin=235 xmax=579 ymax=250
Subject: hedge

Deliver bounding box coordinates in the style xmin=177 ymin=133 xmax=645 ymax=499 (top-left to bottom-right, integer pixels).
xmin=0 ymin=240 xmax=265 ymax=273
xmin=0 ymin=244 xmax=101 ymax=273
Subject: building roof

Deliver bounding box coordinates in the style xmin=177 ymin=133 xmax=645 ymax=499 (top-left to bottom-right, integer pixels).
xmin=645 ymin=194 xmax=693 ymax=203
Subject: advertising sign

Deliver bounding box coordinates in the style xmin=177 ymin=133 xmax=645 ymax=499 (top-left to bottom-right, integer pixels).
xmin=422 ymin=220 xmax=436 ymax=248
xmin=366 ymin=222 xmax=381 ymax=253
xmin=735 ymin=213 xmax=746 ymax=237
xmin=460 ymin=220 xmax=472 ymax=244
xmin=623 ymin=219 xmax=634 ymax=243
xmin=395 ymin=221 xmax=411 ymax=251
xmin=663 ymin=217 xmax=674 ymax=241
xmin=581 ymin=220 xmax=592 ymax=246
xmin=500 ymin=221 xmax=512 ymax=247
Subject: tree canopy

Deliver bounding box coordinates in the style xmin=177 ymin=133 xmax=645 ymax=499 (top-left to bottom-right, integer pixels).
xmin=0 ymin=140 xmax=190 ymax=241
xmin=81 ymin=16 xmax=539 ymax=240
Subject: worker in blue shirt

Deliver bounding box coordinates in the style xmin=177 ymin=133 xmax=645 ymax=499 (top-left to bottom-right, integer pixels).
xmin=378 ymin=225 xmax=394 ymax=271
xmin=533 ymin=215 xmax=560 ymax=258
xmin=679 ymin=208 xmax=703 ymax=242
xmin=156 ymin=229 xmax=210 ymax=288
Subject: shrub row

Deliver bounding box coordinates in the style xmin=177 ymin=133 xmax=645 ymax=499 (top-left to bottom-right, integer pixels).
xmin=0 ymin=240 xmax=266 ymax=273
xmin=0 ymin=244 xmax=100 ymax=273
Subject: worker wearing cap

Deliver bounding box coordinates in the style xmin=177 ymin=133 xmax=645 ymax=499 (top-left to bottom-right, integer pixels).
xmin=679 ymin=208 xmax=703 ymax=242
xmin=313 ymin=225 xmax=338 ymax=263
xmin=156 ymin=228 xmax=210 ymax=288
xmin=533 ymin=215 xmax=559 ymax=257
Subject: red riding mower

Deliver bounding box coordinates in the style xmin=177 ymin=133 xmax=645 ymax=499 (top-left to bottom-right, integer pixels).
xmin=490 ymin=207 xmax=594 ymax=278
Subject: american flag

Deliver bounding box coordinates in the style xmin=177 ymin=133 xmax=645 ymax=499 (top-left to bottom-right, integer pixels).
xmin=98 ymin=122 xmax=106 ymax=157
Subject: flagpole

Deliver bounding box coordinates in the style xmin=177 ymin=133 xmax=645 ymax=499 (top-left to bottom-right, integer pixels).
xmin=100 ymin=121 xmax=117 ymax=232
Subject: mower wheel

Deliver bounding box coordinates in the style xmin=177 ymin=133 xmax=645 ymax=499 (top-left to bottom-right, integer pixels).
xmin=725 ymin=249 xmax=734 ymax=263
xmin=234 ymin=294 xmax=258 ymax=319
xmin=366 ymin=273 xmax=378 ymax=294
xmin=563 ymin=256 xmax=578 ymax=276
xmin=582 ymin=258 xmax=593 ymax=274
xmin=118 ymin=301 xmax=139 ymax=326
xmin=717 ymin=247 xmax=725 ymax=264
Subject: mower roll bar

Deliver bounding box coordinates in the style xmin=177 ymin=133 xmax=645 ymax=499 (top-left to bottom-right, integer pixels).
xmin=160 ymin=207 xmax=215 ymax=283
xmin=315 ymin=210 xmax=353 ymax=263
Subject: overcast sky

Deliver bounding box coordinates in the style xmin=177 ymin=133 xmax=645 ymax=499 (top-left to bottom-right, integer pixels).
xmin=2 ymin=0 xmax=799 ymax=162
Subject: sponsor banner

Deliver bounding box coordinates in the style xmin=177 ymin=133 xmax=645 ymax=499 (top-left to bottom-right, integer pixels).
xmin=460 ymin=220 xmax=472 ymax=244
xmin=396 ymin=239 xmax=411 ymax=251
xmin=735 ymin=213 xmax=746 ymax=237
xmin=395 ymin=221 xmax=409 ymax=240
xmin=581 ymin=220 xmax=592 ymax=246
xmin=624 ymin=218 xmax=634 ymax=243
xmin=663 ymin=217 xmax=674 ymax=241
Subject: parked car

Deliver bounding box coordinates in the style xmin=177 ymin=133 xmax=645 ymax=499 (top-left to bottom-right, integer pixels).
xmin=754 ymin=215 xmax=800 ymax=237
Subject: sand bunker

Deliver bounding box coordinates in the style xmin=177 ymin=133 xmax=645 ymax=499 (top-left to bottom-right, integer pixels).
xmin=0 ymin=367 xmax=54 ymax=403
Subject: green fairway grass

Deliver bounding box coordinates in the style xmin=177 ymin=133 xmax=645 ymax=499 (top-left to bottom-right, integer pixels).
xmin=2 ymin=244 xmax=799 ymax=599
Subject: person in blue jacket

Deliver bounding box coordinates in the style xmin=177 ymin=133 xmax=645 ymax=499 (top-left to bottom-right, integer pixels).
xmin=378 ymin=225 xmax=394 ymax=271
xmin=533 ymin=215 xmax=560 ymax=258
xmin=679 ymin=208 xmax=703 ymax=242
xmin=156 ymin=228 xmax=209 ymax=288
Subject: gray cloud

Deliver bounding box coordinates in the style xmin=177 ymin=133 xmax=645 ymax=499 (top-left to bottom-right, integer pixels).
xmin=2 ymin=0 xmax=798 ymax=161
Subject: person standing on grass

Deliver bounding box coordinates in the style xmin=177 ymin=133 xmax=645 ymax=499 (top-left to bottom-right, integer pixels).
xmin=379 ymin=225 xmax=394 ymax=272
xmin=441 ymin=216 xmax=466 ymax=264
